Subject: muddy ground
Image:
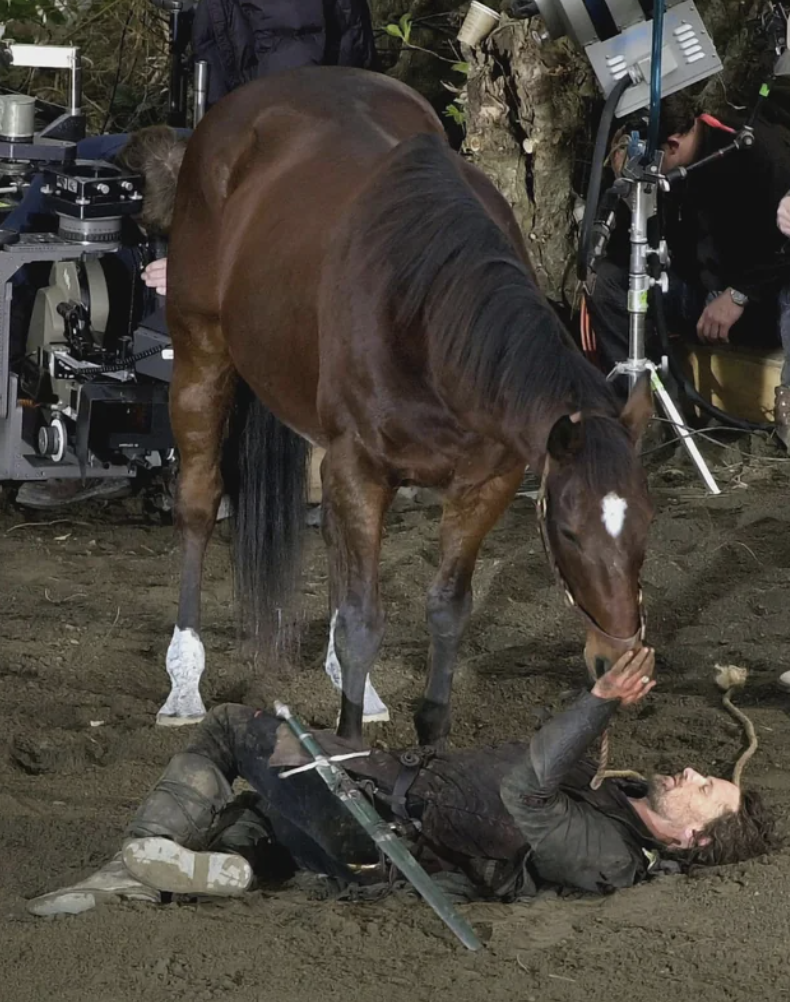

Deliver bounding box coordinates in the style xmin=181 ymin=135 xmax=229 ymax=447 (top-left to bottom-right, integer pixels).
xmin=2 ymin=435 xmax=790 ymax=1002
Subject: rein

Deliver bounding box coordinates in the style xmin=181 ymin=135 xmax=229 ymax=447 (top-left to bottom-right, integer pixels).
xmin=535 ymin=458 xmax=647 ymax=790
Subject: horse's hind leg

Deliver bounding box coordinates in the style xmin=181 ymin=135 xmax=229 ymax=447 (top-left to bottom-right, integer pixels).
xmin=415 ymin=464 xmax=523 ymax=746
xmin=322 ymin=439 xmax=394 ymax=743
xmin=158 ymin=316 xmax=236 ymax=726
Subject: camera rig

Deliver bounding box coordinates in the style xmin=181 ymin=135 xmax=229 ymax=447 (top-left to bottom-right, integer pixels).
xmin=0 ymin=23 xmax=208 ymax=494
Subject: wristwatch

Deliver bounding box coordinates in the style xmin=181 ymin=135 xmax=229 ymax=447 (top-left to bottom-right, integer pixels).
xmin=729 ymin=288 xmax=749 ymax=307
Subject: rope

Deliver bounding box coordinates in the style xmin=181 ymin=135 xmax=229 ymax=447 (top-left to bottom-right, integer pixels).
xmin=715 ymin=664 xmax=758 ymax=787
xmin=590 ymin=726 xmax=646 ymax=790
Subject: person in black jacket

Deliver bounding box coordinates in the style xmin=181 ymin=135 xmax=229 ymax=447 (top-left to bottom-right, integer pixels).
xmin=588 ymin=86 xmax=790 ymax=435
xmin=192 ymin=0 xmax=377 ymax=109
xmin=26 ymin=649 xmax=774 ymax=917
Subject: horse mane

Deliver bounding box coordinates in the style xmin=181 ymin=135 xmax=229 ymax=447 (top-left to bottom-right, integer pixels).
xmin=358 ymin=133 xmax=620 ymax=435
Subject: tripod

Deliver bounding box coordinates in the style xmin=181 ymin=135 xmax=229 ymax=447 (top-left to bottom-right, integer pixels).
xmin=606 ymin=144 xmax=721 ymax=495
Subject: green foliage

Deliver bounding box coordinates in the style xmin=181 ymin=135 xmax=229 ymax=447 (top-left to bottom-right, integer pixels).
xmin=0 ymin=0 xmax=169 ymax=132
xmin=443 ymin=101 xmax=466 ymax=126
xmin=0 ymin=0 xmax=66 ymax=30
xmin=385 ymin=13 xmax=414 ymax=45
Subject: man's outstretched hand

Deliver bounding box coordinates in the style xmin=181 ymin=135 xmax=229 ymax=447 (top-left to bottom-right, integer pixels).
xmin=592 ymin=648 xmax=656 ymax=706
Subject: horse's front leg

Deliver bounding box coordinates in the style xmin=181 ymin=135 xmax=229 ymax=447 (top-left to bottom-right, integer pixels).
xmin=323 ymin=440 xmax=394 ymax=744
xmin=416 ymin=465 xmax=524 ymax=747
xmin=159 ymin=318 xmax=235 ymax=727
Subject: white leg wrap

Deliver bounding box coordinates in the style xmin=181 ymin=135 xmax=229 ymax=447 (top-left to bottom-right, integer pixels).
xmin=324 ymin=611 xmax=389 ymax=723
xmin=157 ymin=627 xmax=207 ymax=726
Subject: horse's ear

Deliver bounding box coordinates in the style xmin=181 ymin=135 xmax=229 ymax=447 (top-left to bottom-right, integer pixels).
xmin=620 ymin=374 xmax=653 ymax=445
xmin=547 ymin=412 xmax=584 ymax=462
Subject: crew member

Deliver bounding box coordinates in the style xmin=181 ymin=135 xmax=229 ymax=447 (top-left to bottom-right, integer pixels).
xmin=588 ymin=87 xmax=790 ymax=443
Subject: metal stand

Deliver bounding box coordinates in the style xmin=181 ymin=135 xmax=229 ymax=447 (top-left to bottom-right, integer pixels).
xmin=606 ymin=147 xmax=721 ymax=496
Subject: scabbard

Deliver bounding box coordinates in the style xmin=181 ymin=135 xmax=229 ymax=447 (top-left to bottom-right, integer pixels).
xmin=275 ymin=702 xmax=482 ymax=951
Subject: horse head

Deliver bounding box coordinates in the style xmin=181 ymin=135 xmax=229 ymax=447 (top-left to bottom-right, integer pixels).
xmin=538 ymin=375 xmax=654 ymax=677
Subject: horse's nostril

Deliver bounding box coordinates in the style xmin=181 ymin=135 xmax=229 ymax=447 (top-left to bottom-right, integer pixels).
xmin=594 ymin=656 xmax=609 ymax=679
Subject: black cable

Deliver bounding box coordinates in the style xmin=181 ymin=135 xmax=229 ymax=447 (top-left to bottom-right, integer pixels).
xmin=650 ymin=284 xmax=774 ymax=432
xmin=86 ymin=343 xmax=163 ymax=376
xmin=577 ymin=74 xmax=632 ymax=281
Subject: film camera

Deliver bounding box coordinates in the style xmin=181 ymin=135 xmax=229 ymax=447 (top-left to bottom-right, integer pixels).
xmin=0 ymin=6 xmax=206 ymax=499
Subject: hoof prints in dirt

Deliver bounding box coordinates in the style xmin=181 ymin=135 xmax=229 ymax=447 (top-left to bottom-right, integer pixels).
xmin=9 ymin=728 xmax=118 ymax=775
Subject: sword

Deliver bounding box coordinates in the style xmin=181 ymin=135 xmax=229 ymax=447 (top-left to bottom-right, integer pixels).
xmin=274 ymin=701 xmax=482 ymax=951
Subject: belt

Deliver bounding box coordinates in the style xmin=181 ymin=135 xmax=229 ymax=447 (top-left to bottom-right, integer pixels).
xmin=374 ymin=749 xmax=433 ymax=824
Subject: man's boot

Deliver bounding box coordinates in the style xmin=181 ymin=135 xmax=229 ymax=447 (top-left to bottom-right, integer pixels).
xmin=775 ymin=386 xmax=790 ymax=449
xmin=27 ymin=751 xmax=242 ymax=917
xmin=122 ymin=789 xmax=278 ymax=897
xmin=26 ymin=853 xmax=160 ymax=917
xmin=121 ymin=753 xmax=260 ymax=897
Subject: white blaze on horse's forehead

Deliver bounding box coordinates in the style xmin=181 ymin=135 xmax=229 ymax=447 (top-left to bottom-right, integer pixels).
xmin=601 ymin=492 xmax=628 ymax=539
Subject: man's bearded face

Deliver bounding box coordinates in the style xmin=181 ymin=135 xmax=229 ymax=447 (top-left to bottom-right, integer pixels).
xmin=648 ymin=768 xmax=740 ymax=833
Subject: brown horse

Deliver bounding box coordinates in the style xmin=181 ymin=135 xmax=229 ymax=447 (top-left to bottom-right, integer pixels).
xmin=139 ymin=66 xmax=653 ymax=745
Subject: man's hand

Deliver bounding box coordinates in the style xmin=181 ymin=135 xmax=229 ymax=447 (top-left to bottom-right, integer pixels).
xmin=142 ymin=256 xmax=167 ymax=297
xmin=778 ymin=194 xmax=790 ymax=238
xmin=696 ymin=292 xmax=743 ymax=344
xmin=592 ymin=648 xmax=656 ymax=706
xmin=609 ymin=128 xmax=630 ymax=178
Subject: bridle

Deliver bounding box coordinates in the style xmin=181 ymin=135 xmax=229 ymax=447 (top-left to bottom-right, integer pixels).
xmin=535 ymin=458 xmax=646 ymax=663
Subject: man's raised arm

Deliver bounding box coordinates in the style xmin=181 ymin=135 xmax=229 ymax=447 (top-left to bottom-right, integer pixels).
xmin=500 ymin=649 xmax=656 ymax=845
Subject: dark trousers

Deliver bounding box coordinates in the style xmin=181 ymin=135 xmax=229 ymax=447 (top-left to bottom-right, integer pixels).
xmin=588 ymin=259 xmax=788 ymax=382
xmin=183 ymin=704 xmax=380 ymax=881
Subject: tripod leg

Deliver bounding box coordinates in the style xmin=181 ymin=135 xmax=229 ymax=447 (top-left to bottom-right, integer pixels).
xmin=649 ymin=370 xmax=721 ymax=495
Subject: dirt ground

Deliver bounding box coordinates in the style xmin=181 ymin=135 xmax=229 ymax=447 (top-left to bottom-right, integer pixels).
xmin=2 ymin=435 xmax=790 ymax=1002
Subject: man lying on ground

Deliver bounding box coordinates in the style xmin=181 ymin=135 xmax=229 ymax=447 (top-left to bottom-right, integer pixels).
xmin=27 ymin=649 xmax=774 ymax=916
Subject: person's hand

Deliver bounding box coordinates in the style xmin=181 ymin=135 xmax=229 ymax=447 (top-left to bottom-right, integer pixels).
xmin=778 ymin=194 xmax=790 ymax=238
xmin=592 ymin=648 xmax=656 ymax=706
xmin=142 ymin=256 xmax=167 ymax=296
xmin=696 ymin=292 xmax=743 ymax=344
xmin=609 ymin=128 xmax=629 ymax=178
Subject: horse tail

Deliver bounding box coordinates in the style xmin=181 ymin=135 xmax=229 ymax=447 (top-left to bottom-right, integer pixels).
xmin=222 ymin=380 xmax=310 ymax=657
xmin=117 ymin=125 xmax=189 ymax=235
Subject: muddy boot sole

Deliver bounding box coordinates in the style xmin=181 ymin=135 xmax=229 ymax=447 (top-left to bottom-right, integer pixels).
xmin=122 ymin=837 xmax=253 ymax=897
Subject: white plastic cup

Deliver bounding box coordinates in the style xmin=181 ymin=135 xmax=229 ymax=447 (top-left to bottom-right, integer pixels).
xmin=457 ymin=2 xmax=501 ymax=47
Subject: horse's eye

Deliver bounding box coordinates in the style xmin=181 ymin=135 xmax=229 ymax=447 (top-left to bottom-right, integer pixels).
xmin=561 ymin=528 xmax=579 ymax=546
